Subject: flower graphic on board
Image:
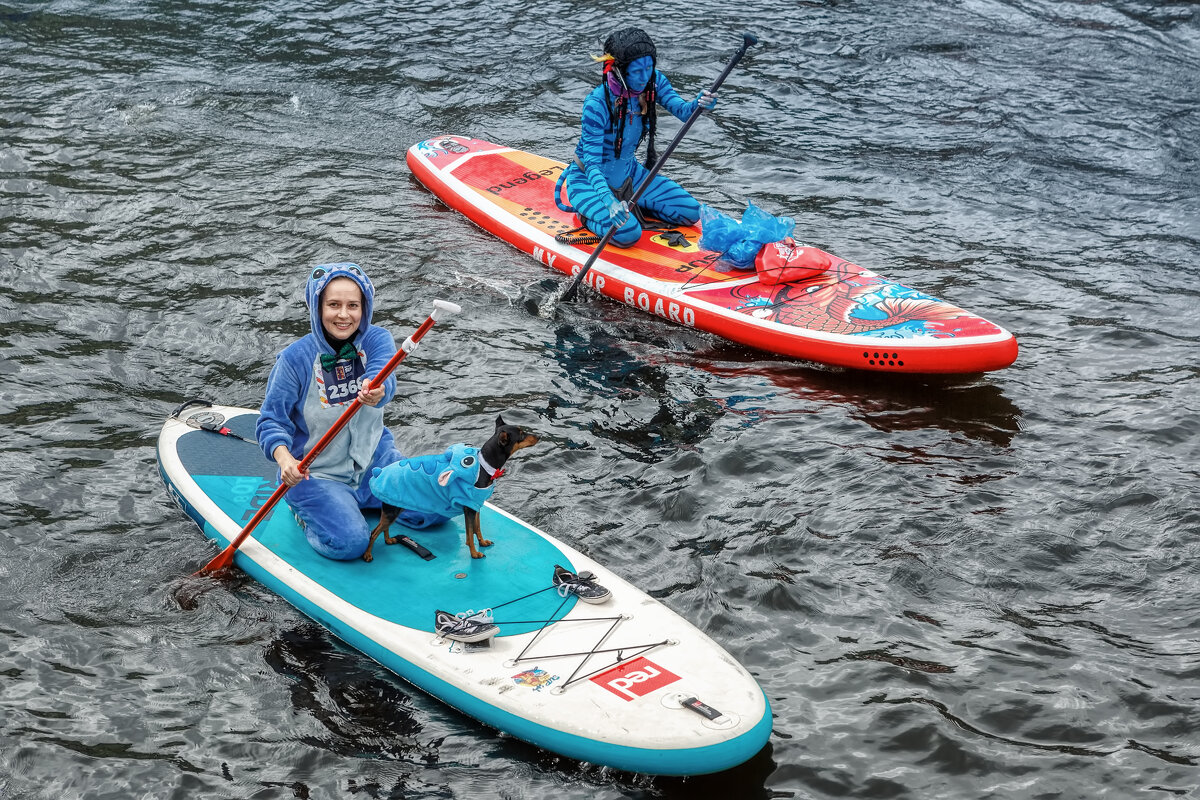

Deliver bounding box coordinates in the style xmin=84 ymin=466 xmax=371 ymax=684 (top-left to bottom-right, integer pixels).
xmin=511 ymin=668 xmax=560 ymax=691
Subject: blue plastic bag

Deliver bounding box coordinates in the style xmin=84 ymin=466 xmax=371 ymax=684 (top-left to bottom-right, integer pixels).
xmin=699 ymin=202 xmax=795 ymax=271
xmin=698 ymin=204 xmax=743 ymax=263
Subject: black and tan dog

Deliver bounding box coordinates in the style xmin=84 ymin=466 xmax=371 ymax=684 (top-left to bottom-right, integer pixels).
xmin=363 ymin=416 xmax=538 ymax=562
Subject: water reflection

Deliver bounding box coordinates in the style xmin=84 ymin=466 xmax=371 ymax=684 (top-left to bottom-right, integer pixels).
xmin=539 ymin=290 xmax=1022 ymax=454
xmin=542 ymin=309 xmax=724 ymax=463
xmin=262 ymin=624 xmax=434 ymax=759
xmin=689 ymin=352 xmax=1022 ymax=446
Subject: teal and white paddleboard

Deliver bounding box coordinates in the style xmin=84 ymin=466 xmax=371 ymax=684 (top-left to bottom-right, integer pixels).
xmin=157 ymin=403 xmax=772 ymax=775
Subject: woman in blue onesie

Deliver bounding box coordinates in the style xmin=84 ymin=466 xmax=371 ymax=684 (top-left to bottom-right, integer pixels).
xmin=256 ymin=263 xmax=446 ymax=560
xmin=557 ymin=27 xmax=717 ymax=247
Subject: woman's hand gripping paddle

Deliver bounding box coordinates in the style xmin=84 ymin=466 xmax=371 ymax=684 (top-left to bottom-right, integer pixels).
xmin=557 ymin=32 xmax=759 ymax=304
xmin=194 ymin=299 xmax=462 ymax=577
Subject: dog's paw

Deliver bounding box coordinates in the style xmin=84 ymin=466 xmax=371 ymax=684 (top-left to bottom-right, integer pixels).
xmin=362 ymin=552 xmax=374 ymax=563
xmin=479 ymin=538 xmax=493 ymax=548
xmin=470 ymin=550 xmax=486 ymax=559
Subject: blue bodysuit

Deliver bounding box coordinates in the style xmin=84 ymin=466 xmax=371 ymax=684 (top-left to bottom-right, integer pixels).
xmin=256 ymin=263 xmax=447 ymax=560
xmin=559 ymin=70 xmax=703 ymax=247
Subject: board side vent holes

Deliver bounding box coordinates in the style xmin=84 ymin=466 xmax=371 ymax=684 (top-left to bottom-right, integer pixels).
xmin=863 ymin=351 xmax=904 ymax=368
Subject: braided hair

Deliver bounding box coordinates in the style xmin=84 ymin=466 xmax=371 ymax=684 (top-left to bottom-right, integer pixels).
xmin=601 ymin=28 xmax=658 ymax=170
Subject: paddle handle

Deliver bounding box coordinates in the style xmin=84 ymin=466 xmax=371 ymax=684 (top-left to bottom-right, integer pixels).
xmin=562 ymin=32 xmax=759 ymax=302
xmin=195 ymin=299 xmax=462 ymax=576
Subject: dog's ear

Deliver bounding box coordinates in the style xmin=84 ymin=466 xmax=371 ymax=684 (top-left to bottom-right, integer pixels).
xmin=495 ymin=414 xmax=506 ymax=429
xmin=498 ymin=430 xmax=510 ymax=447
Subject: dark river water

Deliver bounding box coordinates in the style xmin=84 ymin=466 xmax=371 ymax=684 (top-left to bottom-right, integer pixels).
xmin=2 ymin=1 xmax=1198 ymax=798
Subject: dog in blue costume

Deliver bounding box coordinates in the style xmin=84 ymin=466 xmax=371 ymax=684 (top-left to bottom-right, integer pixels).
xmin=556 ymin=27 xmax=717 ymax=247
xmin=256 ymin=263 xmax=448 ymax=561
xmin=361 ymin=415 xmax=540 ymax=561
xmin=369 ymin=444 xmax=495 ymax=519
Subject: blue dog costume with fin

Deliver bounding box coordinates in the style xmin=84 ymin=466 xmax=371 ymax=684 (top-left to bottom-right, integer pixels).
xmin=256 ymin=263 xmax=448 ymax=561
xmin=369 ymin=444 xmax=494 ymax=518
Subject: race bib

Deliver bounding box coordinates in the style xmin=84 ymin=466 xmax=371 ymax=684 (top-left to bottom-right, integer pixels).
xmin=320 ymin=355 xmax=366 ymax=406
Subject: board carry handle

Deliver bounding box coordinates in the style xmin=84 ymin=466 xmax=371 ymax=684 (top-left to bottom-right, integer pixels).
xmin=561 ymin=32 xmax=759 ymax=303
xmin=194 ymin=299 xmax=462 ymax=576
xmin=169 ymin=398 xmax=217 ymax=419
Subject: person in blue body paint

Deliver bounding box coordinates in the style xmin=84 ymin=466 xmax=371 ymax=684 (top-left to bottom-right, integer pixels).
xmin=556 ymin=27 xmax=717 ymax=247
xmin=256 ymin=263 xmax=447 ymax=561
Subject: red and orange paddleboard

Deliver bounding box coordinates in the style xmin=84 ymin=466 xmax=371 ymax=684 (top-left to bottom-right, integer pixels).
xmin=407 ymin=136 xmax=1017 ymax=374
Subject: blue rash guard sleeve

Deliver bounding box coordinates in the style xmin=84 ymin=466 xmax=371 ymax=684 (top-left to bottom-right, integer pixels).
xmin=654 ymin=70 xmax=699 ymax=121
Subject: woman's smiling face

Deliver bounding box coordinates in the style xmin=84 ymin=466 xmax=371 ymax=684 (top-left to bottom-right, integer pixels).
xmin=321 ymin=277 xmax=363 ymax=339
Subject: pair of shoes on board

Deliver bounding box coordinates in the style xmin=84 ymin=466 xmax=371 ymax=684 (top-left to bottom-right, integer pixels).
xmin=434 ymin=609 xmax=498 ymax=643
xmin=552 ymin=564 xmax=611 ymax=604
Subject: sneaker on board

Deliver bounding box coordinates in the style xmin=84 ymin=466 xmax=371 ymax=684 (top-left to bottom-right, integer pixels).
xmin=552 ymin=564 xmax=612 ymax=604
xmin=434 ymin=609 xmax=499 ymax=643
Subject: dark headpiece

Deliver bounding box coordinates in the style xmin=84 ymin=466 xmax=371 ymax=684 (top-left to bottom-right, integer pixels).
xmin=603 ymin=28 xmax=656 ymax=69
xmin=600 ymin=27 xmax=660 ymax=170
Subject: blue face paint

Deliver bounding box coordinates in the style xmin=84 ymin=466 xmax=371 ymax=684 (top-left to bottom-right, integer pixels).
xmin=624 ymin=56 xmax=653 ymax=93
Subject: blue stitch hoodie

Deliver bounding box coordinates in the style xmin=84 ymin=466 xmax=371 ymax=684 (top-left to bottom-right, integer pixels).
xmin=256 ymin=263 xmax=399 ymax=487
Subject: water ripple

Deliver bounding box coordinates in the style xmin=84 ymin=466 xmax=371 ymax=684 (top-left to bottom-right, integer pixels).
xmin=2 ymin=0 xmax=1199 ymax=798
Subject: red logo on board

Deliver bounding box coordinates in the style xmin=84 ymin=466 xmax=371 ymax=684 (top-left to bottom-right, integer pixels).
xmin=591 ymin=657 xmax=680 ymax=701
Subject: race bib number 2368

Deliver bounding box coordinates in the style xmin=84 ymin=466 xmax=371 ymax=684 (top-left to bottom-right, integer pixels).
xmin=321 ymin=357 xmax=366 ymax=406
